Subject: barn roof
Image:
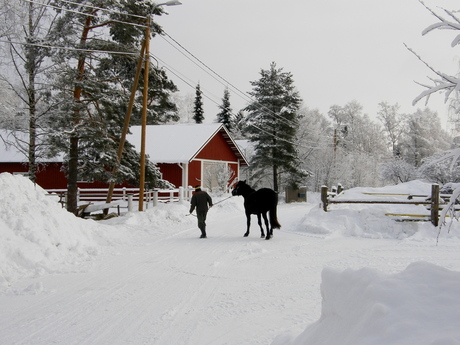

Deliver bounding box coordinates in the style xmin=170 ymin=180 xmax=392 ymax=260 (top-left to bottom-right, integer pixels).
xmin=127 ymin=123 xmax=248 ymax=166
xmin=0 ymin=124 xmax=249 ymax=166
xmin=0 ymin=129 xmax=62 ymax=163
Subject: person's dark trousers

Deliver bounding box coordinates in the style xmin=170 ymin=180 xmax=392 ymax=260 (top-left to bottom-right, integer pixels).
xmin=197 ymin=211 xmax=208 ymax=237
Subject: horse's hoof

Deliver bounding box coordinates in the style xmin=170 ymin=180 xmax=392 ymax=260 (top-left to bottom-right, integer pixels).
xmin=260 ymin=235 xmax=264 ymax=238
xmin=265 ymin=236 xmax=271 ymax=240
xmin=244 ymin=234 xmax=249 ymax=237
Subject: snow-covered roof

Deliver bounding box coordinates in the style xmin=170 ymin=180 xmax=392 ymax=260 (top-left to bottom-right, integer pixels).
xmin=0 ymin=124 xmax=248 ymax=166
xmin=127 ymin=123 xmax=248 ymax=165
xmin=0 ymin=129 xmax=62 ymax=163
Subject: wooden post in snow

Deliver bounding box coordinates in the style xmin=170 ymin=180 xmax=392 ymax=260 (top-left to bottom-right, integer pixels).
xmin=321 ymin=186 xmax=328 ymax=212
xmin=431 ymin=184 xmax=439 ymax=227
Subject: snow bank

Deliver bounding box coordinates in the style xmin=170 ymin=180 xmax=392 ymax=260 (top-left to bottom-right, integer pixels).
xmin=274 ymin=261 xmax=460 ymax=345
xmin=296 ymin=181 xmax=460 ymax=240
xmin=0 ymin=173 xmax=100 ymax=288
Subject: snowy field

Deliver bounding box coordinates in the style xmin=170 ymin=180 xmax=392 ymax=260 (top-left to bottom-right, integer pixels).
xmin=1 ymin=172 xmax=460 ymax=345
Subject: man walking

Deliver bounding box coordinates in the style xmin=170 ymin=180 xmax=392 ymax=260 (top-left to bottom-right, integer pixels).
xmin=189 ymin=185 xmax=213 ymax=238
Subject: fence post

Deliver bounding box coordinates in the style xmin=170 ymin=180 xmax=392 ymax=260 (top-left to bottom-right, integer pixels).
xmin=431 ymin=184 xmax=439 ymax=227
xmin=153 ymin=190 xmax=158 ymax=206
xmin=321 ymin=186 xmax=328 ymax=212
xmin=179 ymin=187 xmax=184 ymax=202
xmin=337 ymin=183 xmax=343 ymax=195
xmin=128 ymin=194 xmax=133 ymax=212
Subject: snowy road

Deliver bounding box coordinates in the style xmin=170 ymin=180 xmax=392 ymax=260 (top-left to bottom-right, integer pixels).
xmin=2 ymin=200 xmax=460 ymax=345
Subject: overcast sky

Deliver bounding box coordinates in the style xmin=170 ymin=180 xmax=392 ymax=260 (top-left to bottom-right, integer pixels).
xmin=153 ymin=0 xmax=459 ymax=129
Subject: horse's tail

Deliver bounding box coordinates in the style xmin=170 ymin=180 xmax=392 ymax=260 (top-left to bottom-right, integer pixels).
xmin=270 ymin=205 xmax=281 ymax=229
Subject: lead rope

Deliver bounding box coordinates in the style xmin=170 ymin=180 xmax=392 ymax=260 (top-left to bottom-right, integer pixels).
xmin=185 ymin=195 xmax=233 ymax=217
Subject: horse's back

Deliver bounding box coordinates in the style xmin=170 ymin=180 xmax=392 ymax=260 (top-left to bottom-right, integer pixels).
xmin=244 ymin=188 xmax=278 ymax=213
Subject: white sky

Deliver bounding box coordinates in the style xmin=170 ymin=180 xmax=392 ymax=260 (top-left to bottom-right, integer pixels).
xmin=153 ymin=0 xmax=460 ymax=130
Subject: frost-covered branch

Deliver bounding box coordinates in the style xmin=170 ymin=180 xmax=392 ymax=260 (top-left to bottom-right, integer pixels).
xmin=408 ymin=1 xmax=460 ymax=111
xmin=419 ymin=0 xmax=460 ymax=47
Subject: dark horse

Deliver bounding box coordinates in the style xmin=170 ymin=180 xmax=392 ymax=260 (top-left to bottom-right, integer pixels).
xmin=231 ymin=180 xmax=281 ymax=240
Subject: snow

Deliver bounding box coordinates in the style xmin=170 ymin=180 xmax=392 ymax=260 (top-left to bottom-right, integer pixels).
xmin=1 ymin=172 xmax=460 ymax=344
xmin=0 ymin=129 xmax=63 ymax=163
xmin=127 ymin=123 xmax=231 ymax=164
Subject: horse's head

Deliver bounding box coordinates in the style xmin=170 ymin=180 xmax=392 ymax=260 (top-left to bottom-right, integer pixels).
xmin=231 ymin=180 xmax=247 ymax=196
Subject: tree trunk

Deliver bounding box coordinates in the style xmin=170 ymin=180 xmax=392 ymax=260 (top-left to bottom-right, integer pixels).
xmin=67 ymin=14 xmax=93 ymax=215
xmin=27 ymin=1 xmax=37 ymax=184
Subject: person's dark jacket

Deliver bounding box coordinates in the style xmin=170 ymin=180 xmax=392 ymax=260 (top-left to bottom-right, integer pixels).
xmin=189 ymin=191 xmax=213 ymax=213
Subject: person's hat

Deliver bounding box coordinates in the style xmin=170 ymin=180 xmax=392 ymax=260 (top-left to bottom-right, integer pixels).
xmin=195 ymin=185 xmax=201 ymax=190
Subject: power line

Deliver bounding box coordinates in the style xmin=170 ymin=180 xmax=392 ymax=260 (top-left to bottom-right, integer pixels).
xmin=55 ymin=0 xmax=146 ymax=20
xmin=159 ymin=31 xmax=301 ymax=128
xmin=11 ymin=1 xmax=309 ymax=147
xmin=161 ymin=31 xmax=252 ymax=103
xmin=0 ymin=39 xmax=138 ymax=56
xmin=25 ymin=0 xmax=148 ymax=29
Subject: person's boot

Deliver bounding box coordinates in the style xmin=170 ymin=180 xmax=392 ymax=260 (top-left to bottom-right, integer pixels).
xmin=200 ymin=228 xmax=207 ymax=238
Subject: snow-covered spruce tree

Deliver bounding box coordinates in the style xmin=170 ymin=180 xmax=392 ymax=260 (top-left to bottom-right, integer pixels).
xmin=46 ymin=0 xmax=178 ymax=214
xmin=229 ymin=110 xmax=247 ymax=139
xmin=193 ymin=82 xmax=204 ymax=123
xmin=216 ymin=87 xmax=232 ymax=131
xmin=0 ymin=0 xmax=59 ymax=183
xmin=243 ymin=62 xmax=306 ymax=192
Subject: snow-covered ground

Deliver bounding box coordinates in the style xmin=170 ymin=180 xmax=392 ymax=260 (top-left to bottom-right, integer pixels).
xmin=1 ymin=172 xmax=460 ymax=345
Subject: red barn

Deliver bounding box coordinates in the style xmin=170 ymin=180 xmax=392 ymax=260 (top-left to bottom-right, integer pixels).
xmin=127 ymin=123 xmax=249 ymax=190
xmin=0 ymin=130 xmax=68 ymax=189
xmin=0 ymin=124 xmax=248 ymax=190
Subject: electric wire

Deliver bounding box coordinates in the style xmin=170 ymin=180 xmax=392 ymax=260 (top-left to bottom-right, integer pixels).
xmin=151 ymin=53 xmax=224 ymax=109
xmin=27 ymin=0 xmax=300 ymax=131
xmin=160 ymin=31 xmax=301 ymax=128
xmin=11 ymin=1 xmax=315 ymax=149
xmin=25 ymin=0 xmax=148 ymax=29
xmin=55 ymin=0 xmax=146 ymax=20
xmin=0 ymin=39 xmax=139 ymax=56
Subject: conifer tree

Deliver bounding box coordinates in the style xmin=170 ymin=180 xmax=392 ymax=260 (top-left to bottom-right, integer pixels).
xmin=46 ymin=0 xmax=179 ymax=214
xmin=216 ymin=87 xmax=232 ymax=131
xmin=193 ymin=83 xmax=204 ymax=124
xmin=244 ymin=62 xmax=306 ymax=192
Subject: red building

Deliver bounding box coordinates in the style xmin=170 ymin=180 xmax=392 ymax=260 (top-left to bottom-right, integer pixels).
xmin=0 ymin=124 xmax=248 ymax=190
xmin=127 ymin=123 xmax=248 ymax=190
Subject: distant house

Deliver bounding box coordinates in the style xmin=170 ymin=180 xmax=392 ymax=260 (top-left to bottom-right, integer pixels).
xmin=0 ymin=123 xmax=248 ymax=190
xmin=127 ymin=123 xmax=249 ymax=190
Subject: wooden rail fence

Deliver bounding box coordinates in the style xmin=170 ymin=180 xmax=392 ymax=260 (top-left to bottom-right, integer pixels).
xmin=46 ymin=186 xmax=195 ymax=214
xmin=321 ymin=184 xmax=443 ymax=226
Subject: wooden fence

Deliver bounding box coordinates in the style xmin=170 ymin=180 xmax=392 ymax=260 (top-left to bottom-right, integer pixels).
xmin=46 ymin=186 xmax=195 ymax=212
xmin=320 ymin=184 xmax=443 ymax=226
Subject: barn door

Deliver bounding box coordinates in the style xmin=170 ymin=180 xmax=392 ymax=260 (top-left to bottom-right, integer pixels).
xmin=203 ymin=161 xmax=221 ymax=192
xmin=203 ymin=161 xmax=236 ymax=193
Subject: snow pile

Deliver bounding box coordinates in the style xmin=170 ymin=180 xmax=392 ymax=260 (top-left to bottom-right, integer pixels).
xmin=275 ymin=261 xmax=460 ymax=345
xmin=297 ymin=180 xmax=459 ymax=240
xmin=0 ymin=173 xmax=100 ymax=287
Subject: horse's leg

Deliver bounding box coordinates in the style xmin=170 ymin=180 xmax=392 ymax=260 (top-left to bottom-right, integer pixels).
xmin=262 ymin=212 xmax=271 ymax=239
xmin=244 ymin=212 xmax=251 ymax=237
xmin=257 ymin=213 xmax=265 ymax=238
